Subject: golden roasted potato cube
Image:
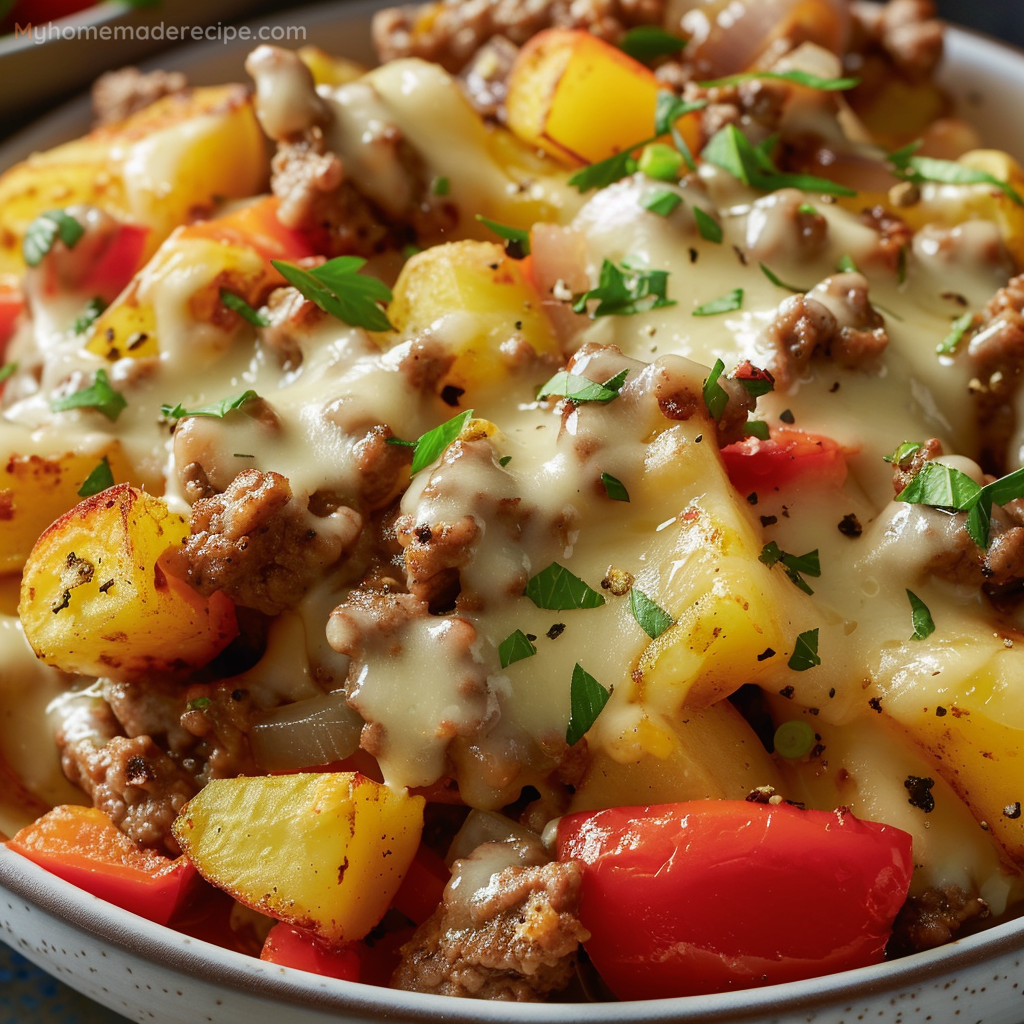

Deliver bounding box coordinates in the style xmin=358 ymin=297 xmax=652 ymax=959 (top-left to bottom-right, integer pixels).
xmin=633 ymin=430 xmax=793 ymax=711
xmin=387 ymin=240 xmax=560 ymax=389
xmin=0 ymin=85 xmax=266 ymax=275
xmin=0 ymin=439 xmax=141 ymax=575
xmin=297 ymin=45 xmax=368 ymax=86
xmin=172 ymin=773 xmax=424 ymax=943
xmin=506 ymin=28 xmax=699 ymax=166
xmin=19 ymin=484 xmax=237 ymax=680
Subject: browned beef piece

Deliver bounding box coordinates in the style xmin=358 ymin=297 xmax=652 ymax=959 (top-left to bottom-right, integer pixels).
xmin=391 ymin=854 xmax=589 ymax=1000
xmin=891 ymin=437 xmax=944 ymax=494
xmin=91 ymin=67 xmax=188 ymax=126
xmin=168 ymin=469 xmax=359 ymax=616
xmin=59 ymin=734 xmax=196 ymax=855
xmin=888 ymin=884 xmax=989 ymax=957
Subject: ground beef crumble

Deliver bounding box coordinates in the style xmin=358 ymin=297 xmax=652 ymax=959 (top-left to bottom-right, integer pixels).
xmin=888 ymin=884 xmax=990 ymax=957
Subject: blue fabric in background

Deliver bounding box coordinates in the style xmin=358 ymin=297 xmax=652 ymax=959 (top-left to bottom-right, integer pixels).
xmin=935 ymin=0 xmax=1024 ymax=48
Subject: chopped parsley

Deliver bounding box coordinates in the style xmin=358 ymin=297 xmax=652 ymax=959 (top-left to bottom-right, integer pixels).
xmin=475 ymin=215 xmax=531 ymax=256
xmin=23 ymin=209 xmax=85 ymax=266
xmin=653 ymin=92 xmax=706 ymax=171
xmin=524 ymin=562 xmax=605 ymax=610
xmin=699 ymin=69 xmax=859 ymax=91
xmin=884 ymin=440 xmax=924 ymax=466
xmin=0 ymin=362 xmax=17 ymax=385
xmin=731 ymin=361 xmax=775 ymax=398
xmin=161 ymin=389 xmax=260 ymax=422
xmin=619 ymin=25 xmax=685 ymax=63
xmin=641 ymin=189 xmax=683 ymax=217
xmin=600 ymin=471 xmax=630 ymax=502
xmin=537 ymin=368 xmax=628 ymax=404
xmin=568 ymin=148 xmax=642 ymax=193
xmin=692 ymin=206 xmax=723 ymax=243
xmin=760 ymin=262 xmax=808 ymax=293
xmin=702 ymin=124 xmax=856 ymax=197
xmin=431 ymin=176 xmax=450 ymax=196
xmin=936 ymin=310 xmax=975 ymax=355
xmin=386 ymin=408 xmax=474 ymax=476
xmin=499 ymin=454 xmax=513 ymax=467
xmin=629 ymin=588 xmax=674 ymax=639
xmin=50 ymin=369 xmax=127 ymax=422
xmin=692 ymin=287 xmax=743 ymax=316
xmin=702 ymin=358 xmax=728 ymax=420
xmin=760 ymin=541 xmax=821 ymax=595
xmin=573 ymin=259 xmax=675 ymax=317
xmin=566 ymin=663 xmax=611 ymax=745
xmin=907 ymin=590 xmax=935 ymax=641
xmin=187 ymin=696 xmax=214 ymax=711
xmin=743 ymin=420 xmax=771 ymax=440
xmin=77 ymin=455 xmax=114 ymax=497
xmin=72 ymin=296 xmax=107 ymax=335
xmin=836 ymin=253 xmax=859 ymax=274
xmin=271 ymin=256 xmax=394 ymax=331
xmin=888 ymin=142 xmax=1024 ymax=207
xmin=498 ymin=629 xmax=537 ymax=668
xmin=788 ymin=628 xmax=821 ymax=671
xmin=220 ymin=289 xmax=270 ymax=327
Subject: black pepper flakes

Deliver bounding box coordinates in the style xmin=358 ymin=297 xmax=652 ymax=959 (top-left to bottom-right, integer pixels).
xmin=935 ymin=705 xmax=948 ymax=717
xmin=868 ymin=696 xmax=883 ymax=713
xmin=546 ymin=623 xmax=566 ymax=640
xmin=688 ymin=247 xmax=698 ymax=263
xmin=757 ymin=648 xmax=776 ymax=662
xmin=904 ymin=775 xmax=936 ymax=813
xmin=828 ymin=687 xmax=836 ymax=699
xmin=747 ymin=492 xmax=758 ymax=505
xmin=829 ymin=381 xmax=840 ymax=393
xmin=440 ymin=385 xmax=465 ymax=407
xmin=778 ymin=683 xmax=795 ymax=697
xmin=760 ymin=515 xmax=778 ymax=527
xmin=1004 ymin=802 xmax=1022 ymax=819
xmin=838 ymin=513 xmax=862 ymax=538
xmin=779 ymin=409 xmax=795 ymax=424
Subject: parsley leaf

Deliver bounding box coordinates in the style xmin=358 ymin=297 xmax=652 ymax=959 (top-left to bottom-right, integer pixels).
xmin=889 ymin=144 xmax=1024 ymax=207
xmin=619 ymin=26 xmax=686 ymax=63
xmin=693 ymin=287 xmax=743 ymax=316
xmin=220 ymin=289 xmax=270 ymax=327
xmin=653 ymin=92 xmax=706 ymax=171
xmin=699 ymin=69 xmax=859 ymax=91
xmin=907 ymin=590 xmax=935 ymax=641
xmin=936 ymin=310 xmax=975 ymax=355
xmin=630 ymin=588 xmax=674 ymax=639
xmin=525 ymin=563 xmax=605 ymax=610
xmin=788 ymin=628 xmax=821 ymax=671
xmin=702 ymin=358 xmax=728 ymax=420
xmin=731 ymin=361 xmax=775 ymax=398
xmin=702 ymin=124 xmax=856 ymax=197
xmin=760 ymin=262 xmax=808 ymax=293
xmin=573 ymin=259 xmax=675 ymax=317
xmin=499 ymin=455 xmax=513 ymax=467
xmin=161 ymin=389 xmax=260 ymax=422
xmin=641 ymin=189 xmax=683 ymax=217
xmin=693 ymin=206 xmax=723 ymax=243
xmin=51 ymin=369 xmax=127 ymax=422
xmin=744 ymin=420 xmax=771 ymax=440
xmin=77 ymin=455 xmax=114 ymax=497
xmin=386 ymin=409 xmax=474 ymax=476
xmin=23 ymin=209 xmax=85 ymax=266
xmin=566 ymin=663 xmax=611 ymax=745
xmin=537 ymin=368 xmax=628 ymax=404
xmin=0 ymin=362 xmax=18 ymax=385
xmin=72 ymin=296 xmax=106 ymax=335
xmin=271 ymin=256 xmax=394 ymax=331
xmin=760 ymin=541 xmax=821 ymax=594
xmin=600 ymin=471 xmax=630 ymax=501
xmin=883 ymin=440 xmax=924 ymax=466
xmin=498 ymin=629 xmax=537 ymax=668
xmin=187 ymin=696 xmax=213 ymax=711
xmin=836 ymin=253 xmax=859 ymax=274
xmin=475 ymin=215 xmax=531 ymax=256
xmin=568 ymin=147 xmax=644 ymax=193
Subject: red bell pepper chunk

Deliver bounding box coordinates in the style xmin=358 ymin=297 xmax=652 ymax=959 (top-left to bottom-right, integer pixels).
xmin=390 ymin=842 xmax=449 ymax=925
xmin=6 ymin=804 xmax=197 ymax=926
xmin=260 ymin=922 xmax=361 ymax=982
xmin=0 ymin=278 xmax=25 ymax=355
xmin=185 ymin=196 xmax=317 ymax=266
xmin=556 ymin=800 xmax=913 ymax=1000
xmin=77 ymin=223 xmax=150 ymax=301
xmin=720 ymin=427 xmax=848 ymax=496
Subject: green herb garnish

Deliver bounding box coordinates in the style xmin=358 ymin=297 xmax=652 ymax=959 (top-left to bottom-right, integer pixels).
xmin=702 ymin=358 xmax=728 ymax=420
xmin=499 ymin=629 xmax=537 ymax=668
xmin=907 ymin=590 xmax=935 ymax=641
xmin=693 ymin=206 xmax=723 ymax=243
xmin=161 ymin=389 xmax=260 ymax=422
xmin=51 ymin=369 xmax=127 ymax=422
xmin=525 ymin=563 xmax=605 ymax=610
xmin=744 ymin=420 xmax=771 ymax=440
xmin=271 ymin=256 xmax=394 ymax=331
xmin=641 ymin=189 xmax=683 ymax=217
xmin=889 ymin=143 xmax=1024 ymax=207
xmin=221 ymin=289 xmax=270 ymax=327
xmin=537 ymin=368 xmax=628 ymax=404
xmin=386 ymin=408 xmax=474 ymax=475
xmin=566 ymin=663 xmax=611 ymax=745
xmin=774 ymin=719 xmax=816 ymax=758
xmin=619 ymin=26 xmax=686 ymax=63
xmin=72 ymin=297 xmax=107 ymax=335
xmin=475 ymin=215 xmax=531 ymax=256
xmin=0 ymin=362 xmax=17 ymax=385
xmin=600 ymin=472 xmax=630 ymax=501
xmin=77 ymin=456 xmax=114 ymax=497
xmin=883 ymin=440 xmax=924 ymax=466
xmin=23 ymin=209 xmax=84 ymax=266
xmin=699 ymin=69 xmax=859 ymax=91
xmin=936 ymin=310 xmax=975 ymax=355
xmin=638 ymin=142 xmax=685 ymax=182
xmin=693 ymin=287 xmax=743 ymax=316
xmin=760 ymin=262 xmax=808 ymax=293
xmin=629 ymin=588 xmax=674 ymax=639
xmin=788 ymin=628 xmax=821 ymax=671
xmin=573 ymin=259 xmax=675 ymax=317
xmin=760 ymin=541 xmax=821 ymax=595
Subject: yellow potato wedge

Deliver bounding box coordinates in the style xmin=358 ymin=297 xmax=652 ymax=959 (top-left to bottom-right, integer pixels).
xmin=19 ymin=484 xmax=237 ymax=680
xmin=506 ymin=28 xmax=699 ymax=167
xmin=0 ymin=85 xmax=266 ymax=275
xmin=172 ymin=773 xmax=424 ymax=943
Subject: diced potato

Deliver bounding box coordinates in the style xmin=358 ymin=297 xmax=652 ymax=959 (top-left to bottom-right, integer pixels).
xmin=506 ymin=29 xmax=700 ymax=166
xmin=172 ymin=773 xmax=425 ymax=943
xmin=19 ymin=484 xmax=237 ymax=681
xmin=0 ymin=85 xmax=267 ymax=275
xmin=956 ymin=150 xmax=1024 ymax=269
xmin=386 ymin=240 xmax=561 ymax=389
xmin=873 ymin=632 xmax=1024 ymax=872
xmin=0 ymin=440 xmax=141 ymax=575
xmin=84 ymin=228 xmax=273 ymax=362
xmin=633 ymin=430 xmax=794 ymax=711
xmin=570 ymin=701 xmax=784 ymax=813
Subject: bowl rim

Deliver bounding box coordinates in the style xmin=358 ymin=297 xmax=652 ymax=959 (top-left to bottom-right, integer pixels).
xmin=2 ymin=1 xmax=1024 ymax=1020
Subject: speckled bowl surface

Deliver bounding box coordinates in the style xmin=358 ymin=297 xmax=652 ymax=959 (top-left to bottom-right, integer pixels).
xmin=2 ymin=3 xmax=1024 ymax=1023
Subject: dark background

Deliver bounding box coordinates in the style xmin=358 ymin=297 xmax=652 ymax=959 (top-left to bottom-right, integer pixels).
xmin=936 ymin=0 xmax=1024 ymax=48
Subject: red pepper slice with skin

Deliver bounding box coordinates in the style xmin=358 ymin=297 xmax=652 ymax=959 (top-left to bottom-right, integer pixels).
xmin=556 ymin=800 xmax=913 ymax=1000
xmin=720 ymin=427 xmax=849 ymax=496
xmin=261 ymin=922 xmax=362 ymax=981
xmin=6 ymin=804 xmax=197 ymax=926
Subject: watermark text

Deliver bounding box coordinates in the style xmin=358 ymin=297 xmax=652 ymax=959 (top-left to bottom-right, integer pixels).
xmin=14 ymin=22 xmax=307 ymax=45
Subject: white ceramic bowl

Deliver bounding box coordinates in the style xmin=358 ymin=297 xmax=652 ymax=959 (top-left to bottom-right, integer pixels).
xmin=2 ymin=4 xmax=1024 ymax=1023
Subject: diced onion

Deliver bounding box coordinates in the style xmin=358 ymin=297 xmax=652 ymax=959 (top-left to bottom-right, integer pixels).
xmin=249 ymin=692 xmax=362 ymax=773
